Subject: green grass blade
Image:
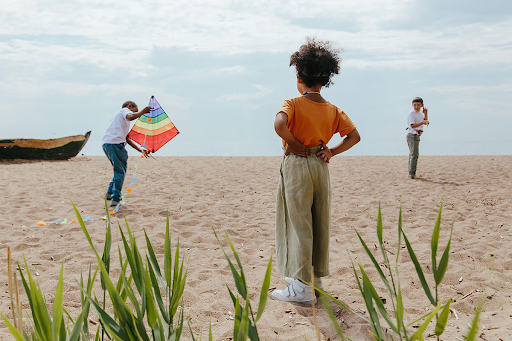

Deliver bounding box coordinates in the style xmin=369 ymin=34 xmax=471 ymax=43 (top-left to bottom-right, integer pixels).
xmin=376 ymin=203 xmax=384 ymax=253
xmin=237 ymin=295 xmax=250 ymax=341
xmin=187 ymin=318 xmax=198 ymax=341
xmin=144 ymin=230 xmax=167 ymax=289
xmin=118 ymin=224 xmax=143 ymax=293
xmin=101 ymin=217 xmax=112 ymax=291
xmin=213 ymin=227 xmax=247 ymax=299
xmin=52 ymin=262 xmax=65 ymax=341
xmin=316 ymin=287 xmax=368 ymax=322
xmin=144 ymin=267 xmax=158 ymax=328
xmin=164 ymin=211 xmax=172 ymax=287
xmin=120 ymin=262 xmax=143 ymax=320
xmin=396 ymin=207 xmax=403 ymax=265
xmin=396 ymin=281 xmax=405 ymax=338
xmin=72 ymin=201 xmax=129 ymax=323
xmin=402 ymin=231 xmax=436 ymax=305
xmin=319 ymin=295 xmax=346 ymax=341
xmin=233 ymin=295 xmax=241 ymax=338
xmin=224 ymin=231 xmax=248 ymax=292
xmin=147 ymin=257 xmax=170 ymax=324
xmin=465 ymin=297 xmax=484 ymax=341
xmin=361 ymin=267 xmax=399 ymax=334
xmin=358 ymin=265 xmax=385 ymax=340
xmin=18 ymin=261 xmax=47 ymax=341
xmin=435 ymin=239 xmax=451 ymax=286
xmin=88 ymin=298 xmax=129 ymax=341
xmin=170 ymin=252 xmax=188 ymax=318
xmin=435 ymin=211 xmax=455 ymax=286
xmin=209 ymin=316 xmax=213 ymax=341
xmin=67 ymin=312 xmax=84 ymax=341
xmin=355 ymin=230 xmax=394 ymax=296
xmin=255 ymin=254 xmax=272 ymax=323
xmin=172 ymin=237 xmax=181 ymax=298
xmin=126 ymin=218 xmax=147 ymax=297
xmin=409 ymin=304 xmax=441 ymax=341
xmin=435 ymin=299 xmax=451 ymax=336
xmin=23 ymin=257 xmax=52 ymax=340
xmin=1 ymin=314 xmax=26 ymax=341
xmin=431 ymin=204 xmax=442 ymax=279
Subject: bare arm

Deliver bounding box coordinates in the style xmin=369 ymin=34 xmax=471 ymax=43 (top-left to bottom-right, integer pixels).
xmin=126 ymin=106 xmax=151 ymax=121
xmin=126 ymin=137 xmax=150 ymax=157
xmin=316 ymin=129 xmax=361 ymax=163
xmin=274 ymin=112 xmax=311 ymax=157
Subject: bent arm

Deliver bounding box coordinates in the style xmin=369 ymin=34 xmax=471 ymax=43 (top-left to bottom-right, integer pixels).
xmin=274 ymin=112 xmax=297 ymax=145
xmin=126 ymin=136 xmax=143 ymax=153
xmin=274 ymin=112 xmax=311 ymax=157
xmin=329 ymin=129 xmax=361 ymax=157
xmin=126 ymin=106 xmax=151 ymax=121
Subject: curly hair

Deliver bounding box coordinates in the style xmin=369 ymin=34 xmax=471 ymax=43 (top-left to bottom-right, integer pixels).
xmin=290 ymin=38 xmax=341 ymax=88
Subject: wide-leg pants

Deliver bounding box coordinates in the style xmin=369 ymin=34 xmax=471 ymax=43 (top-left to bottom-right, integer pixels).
xmin=275 ymin=146 xmax=331 ymax=283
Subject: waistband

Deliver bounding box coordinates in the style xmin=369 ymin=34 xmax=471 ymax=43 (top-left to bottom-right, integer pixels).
xmin=282 ymin=144 xmax=324 ymax=154
xmin=103 ymin=142 xmax=126 ymax=146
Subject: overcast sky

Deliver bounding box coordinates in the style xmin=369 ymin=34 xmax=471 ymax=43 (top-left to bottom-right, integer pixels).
xmin=1 ymin=0 xmax=511 ymax=156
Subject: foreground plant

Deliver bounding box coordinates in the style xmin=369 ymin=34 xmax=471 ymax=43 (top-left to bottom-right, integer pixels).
xmin=2 ymin=258 xmax=89 ymax=341
xmin=213 ymin=227 xmax=272 ymax=341
xmin=74 ymin=201 xmax=188 ymax=340
xmin=350 ymin=203 xmax=481 ymax=341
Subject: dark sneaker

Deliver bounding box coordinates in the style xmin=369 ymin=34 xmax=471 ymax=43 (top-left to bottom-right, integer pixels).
xmin=110 ymin=200 xmax=126 ymax=207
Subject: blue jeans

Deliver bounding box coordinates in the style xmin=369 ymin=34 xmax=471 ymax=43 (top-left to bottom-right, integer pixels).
xmin=103 ymin=143 xmax=128 ymax=202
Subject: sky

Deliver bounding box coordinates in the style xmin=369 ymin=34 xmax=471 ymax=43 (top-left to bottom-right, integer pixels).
xmin=1 ymin=0 xmax=511 ymax=156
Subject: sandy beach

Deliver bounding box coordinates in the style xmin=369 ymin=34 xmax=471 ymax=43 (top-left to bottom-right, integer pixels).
xmin=1 ymin=155 xmax=511 ymax=340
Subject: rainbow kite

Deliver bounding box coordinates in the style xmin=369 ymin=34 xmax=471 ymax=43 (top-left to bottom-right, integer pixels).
xmin=127 ymin=96 xmax=179 ymax=153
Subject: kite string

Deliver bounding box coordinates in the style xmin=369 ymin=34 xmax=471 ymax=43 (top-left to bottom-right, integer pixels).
xmin=28 ymin=158 xmax=146 ymax=227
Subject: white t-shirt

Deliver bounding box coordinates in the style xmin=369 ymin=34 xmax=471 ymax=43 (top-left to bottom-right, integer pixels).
xmin=407 ymin=110 xmax=424 ymax=135
xmin=103 ymin=108 xmax=132 ymax=144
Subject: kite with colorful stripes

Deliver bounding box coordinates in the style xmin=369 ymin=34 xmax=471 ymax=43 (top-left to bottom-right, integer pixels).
xmin=128 ymin=96 xmax=179 ymax=153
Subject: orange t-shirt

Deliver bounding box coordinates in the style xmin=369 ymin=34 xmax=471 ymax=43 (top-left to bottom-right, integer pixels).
xmin=278 ymin=96 xmax=356 ymax=147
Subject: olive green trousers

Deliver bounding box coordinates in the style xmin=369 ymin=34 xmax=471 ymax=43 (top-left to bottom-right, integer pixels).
xmin=275 ymin=146 xmax=331 ymax=283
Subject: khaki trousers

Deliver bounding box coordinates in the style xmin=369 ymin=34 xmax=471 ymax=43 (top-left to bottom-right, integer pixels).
xmin=407 ymin=133 xmax=420 ymax=176
xmin=275 ymin=146 xmax=331 ymax=283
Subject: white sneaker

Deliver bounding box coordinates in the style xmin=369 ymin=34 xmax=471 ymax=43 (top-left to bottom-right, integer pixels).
xmin=272 ymin=279 xmax=316 ymax=304
xmin=285 ymin=277 xmax=323 ymax=290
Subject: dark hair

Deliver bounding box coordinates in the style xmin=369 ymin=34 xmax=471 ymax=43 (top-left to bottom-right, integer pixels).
xmin=122 ymin=101 xmax=137 ymax=108
xmin=412 ymin=97 xmax=423 ymax=104
xmin=290 ymin=38 xmax=341 ymax=88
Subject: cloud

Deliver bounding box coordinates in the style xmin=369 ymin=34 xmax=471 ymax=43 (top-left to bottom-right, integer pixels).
xmin=1 ymin=0 xmax=511 ymax=77
xmin=427 ymin=83 xmax=512 ymax=93
xmin=217 ymin=85 xmax=272 ymax=102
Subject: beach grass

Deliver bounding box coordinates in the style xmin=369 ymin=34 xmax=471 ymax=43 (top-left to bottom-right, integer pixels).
xmin=3 ymin=201 xmax=484 ymax=340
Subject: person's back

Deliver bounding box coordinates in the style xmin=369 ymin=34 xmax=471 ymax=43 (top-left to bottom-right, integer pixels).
xmin=272 ymin=38 xmax=360 ymax=305
xmin=280 ymin=96 xmax=354 ymax=148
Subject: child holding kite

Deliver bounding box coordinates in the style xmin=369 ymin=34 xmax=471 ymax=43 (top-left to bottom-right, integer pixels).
xmin=272 ymin=38 xmax=360 ymax=304
xmin=102 ymin=101 xmax=151 ymax=207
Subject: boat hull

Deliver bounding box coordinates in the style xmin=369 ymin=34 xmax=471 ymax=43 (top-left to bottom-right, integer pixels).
xmin=0 ymin=131 xmax=91 ymax=160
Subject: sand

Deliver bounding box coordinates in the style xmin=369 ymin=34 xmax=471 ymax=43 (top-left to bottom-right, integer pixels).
xmin=1 ymin=155 xmax=511 ymax=340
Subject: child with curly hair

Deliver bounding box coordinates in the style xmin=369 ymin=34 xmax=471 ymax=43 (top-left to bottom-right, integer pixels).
xmin=272 ymin=38 xmax=361 ymax=304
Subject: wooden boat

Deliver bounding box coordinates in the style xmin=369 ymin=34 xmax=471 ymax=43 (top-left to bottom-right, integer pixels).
xmin=0 ymin=131 xmax=91 ymax=160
